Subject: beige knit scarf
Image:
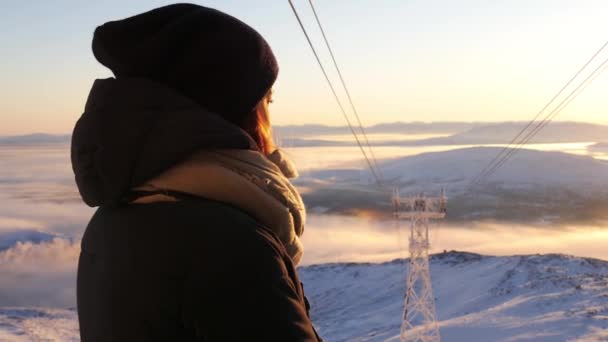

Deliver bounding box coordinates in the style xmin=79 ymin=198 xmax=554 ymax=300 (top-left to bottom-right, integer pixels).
xmin=132 ymin=149 xmax=306 ymax=265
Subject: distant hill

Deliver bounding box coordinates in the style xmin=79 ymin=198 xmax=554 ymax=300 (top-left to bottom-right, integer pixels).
xmin=300 ymin=146 xmax=608 ymax=193
xmin=273 ymin=122 xmax=483 ymax=137
xmin=279 ymin=121 xmax=608 ymax=146
xmin=415 ymin=121 xmax=608 ymax=145
xmin=274 ymin=122 xmax=480 ymax=137
xmin=2 ymin=121 xmax=605 ymax=146
xmin=589 ymin=142 xmax=608 ymax=151
xmin=297 ymin=147 xmax=608 ymax=223
xmin=379 ymin=146 xmax=608 ymax=187
xmin=0 ymin=133 xmax=70 ymax=145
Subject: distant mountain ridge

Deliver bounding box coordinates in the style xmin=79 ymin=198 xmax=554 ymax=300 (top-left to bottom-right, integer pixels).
xmin=2 ymin=121 xmax=606 ymax=145
xmin=297 ymin=146 xmax=608 ymax=223
xmin=423 ymin=121 xmax=608 ymax=145
xmin=274 ymin=122 xmax=480 ymax=137
xmin=590 ymin=142 xmax=608 ymax=151
xmin=278 ymin=121 xmax=608 ymax=146
xmin=0 ymin=133 xmax=70 ymax=145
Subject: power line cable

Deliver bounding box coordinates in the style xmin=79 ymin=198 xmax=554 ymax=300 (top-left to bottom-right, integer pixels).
xmin=478 ymin=55 xmax=608 ymax=184
xmin=287 ymin=0 xmax=383 ymax=185
xmin=466 ymin=39 xmax=608 ymax=192
xmin=306 ymin=0 xmax=384 ymax=180
xmin=470 ymin=53 xmax=608 ymax=187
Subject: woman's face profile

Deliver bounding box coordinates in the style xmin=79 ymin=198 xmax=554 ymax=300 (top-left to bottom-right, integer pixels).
xmin=265 ymin=89 xmax=274 ymax=107
xmin=259 ymin=88 xmax=274 ymax=122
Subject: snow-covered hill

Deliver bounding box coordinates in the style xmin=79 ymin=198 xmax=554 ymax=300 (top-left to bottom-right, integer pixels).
xmin=391 ymin=147 xmax=607 ymax=185
xmin=298 ymin=147 xmax=608 ymax=223
xmin=300 ymin=146 xmax=608 ymax=190
xmin=408 ymin=122 xmax=608 ymax=146
xmin=1 ymin=251 xmax=607 ymax=341
xmin=300 ymin=251 xmax=608 ymax=341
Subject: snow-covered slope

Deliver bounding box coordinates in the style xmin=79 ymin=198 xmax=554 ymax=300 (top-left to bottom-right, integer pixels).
xmin=2 ymin=251 xmax=606 ymax=341
xmin=327 ymin=146 xmax=608 ymax=189
xmin=298 ymin=146 xmax=608 ymax=199
xmin=300 ymin=251 xmax=608 ymax=342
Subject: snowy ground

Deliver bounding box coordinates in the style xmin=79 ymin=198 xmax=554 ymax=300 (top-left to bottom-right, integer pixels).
xmin=300 ymin=251 xmax=608 ymax=342
xmin=2 ymin=251 xmax=608 ymax=341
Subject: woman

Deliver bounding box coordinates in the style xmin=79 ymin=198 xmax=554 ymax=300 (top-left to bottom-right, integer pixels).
xmin=72 ymin=4 xmax=322 ymax=341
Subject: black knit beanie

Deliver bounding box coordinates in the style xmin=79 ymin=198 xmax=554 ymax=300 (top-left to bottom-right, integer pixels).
xmin=92 ymin=3 xmax=279 ymax=123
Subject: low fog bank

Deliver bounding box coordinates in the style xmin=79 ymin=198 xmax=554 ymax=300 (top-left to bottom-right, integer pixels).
xmin=0 ymin=237 xmax=79 ymax=307
xmin=300 ymin=215 xmax=608 ymax=266
xmin=0 ymin=151 xmax=91 ymax=308
xmin=3 ymin=214 xmax=607 ymax=307
xmin=299 ymin=184 xmax=608 ymax=225
xmin=0 ymin=144 xmax=93 ymax=238
xmin=2 ymin=141 xmax=608 ymax=308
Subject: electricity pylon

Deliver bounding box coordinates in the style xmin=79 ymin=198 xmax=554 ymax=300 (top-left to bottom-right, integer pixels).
xmin=393 ymin=189 xmax=446 ymax=342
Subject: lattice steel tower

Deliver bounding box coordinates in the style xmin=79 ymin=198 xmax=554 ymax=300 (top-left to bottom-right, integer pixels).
xmin=393 ymin=189 xmax=446 ymax=342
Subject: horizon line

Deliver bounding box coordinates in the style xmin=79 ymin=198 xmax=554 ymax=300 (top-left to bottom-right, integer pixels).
xmin=2 ymin=119 xmax=607 ymax=137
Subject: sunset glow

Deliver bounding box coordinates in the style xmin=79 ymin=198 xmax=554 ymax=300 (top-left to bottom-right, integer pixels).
xmin=1 ymin=0 xmax=607 ymax=134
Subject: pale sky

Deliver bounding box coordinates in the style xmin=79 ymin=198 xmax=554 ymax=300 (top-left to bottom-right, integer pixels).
xmin=0 ymin=0 xmax=607 ymax=135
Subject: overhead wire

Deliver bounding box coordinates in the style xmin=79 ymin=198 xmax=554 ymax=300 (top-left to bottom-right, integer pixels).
xmin=466 ymin=39 xmax=608 ymax=192
xmin=468 ymin=55 xmax=608 ymax=190
xmin=305 ymin=0 xmax=384 ymax=180
xmin=288 ymin=1 xmax=608 ymax=200
xmin=287 ymin=0 xmax=384 ymax=186
xmin=472 ymin=54 xmax=608 ymax=185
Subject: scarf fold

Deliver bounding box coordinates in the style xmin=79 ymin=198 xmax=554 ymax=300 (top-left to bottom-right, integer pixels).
xmin=133 ymin=149 xmax=306 ymax=264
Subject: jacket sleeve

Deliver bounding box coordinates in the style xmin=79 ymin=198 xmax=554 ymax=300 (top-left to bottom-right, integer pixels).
xmin=182 ymin=223 xmax=321 ymax=342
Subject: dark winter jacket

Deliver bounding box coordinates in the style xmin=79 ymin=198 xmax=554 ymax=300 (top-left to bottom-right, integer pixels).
xmin=72 ymin=78 xmax=322 ymax=341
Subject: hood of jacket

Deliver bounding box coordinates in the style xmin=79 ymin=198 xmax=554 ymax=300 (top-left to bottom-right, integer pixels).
xmin=71 ymin=77 xmax=257 ymax=207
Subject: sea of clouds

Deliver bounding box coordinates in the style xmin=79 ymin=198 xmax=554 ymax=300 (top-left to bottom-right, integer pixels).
xmin=1 ymin=141 xmax=608 ymax=309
